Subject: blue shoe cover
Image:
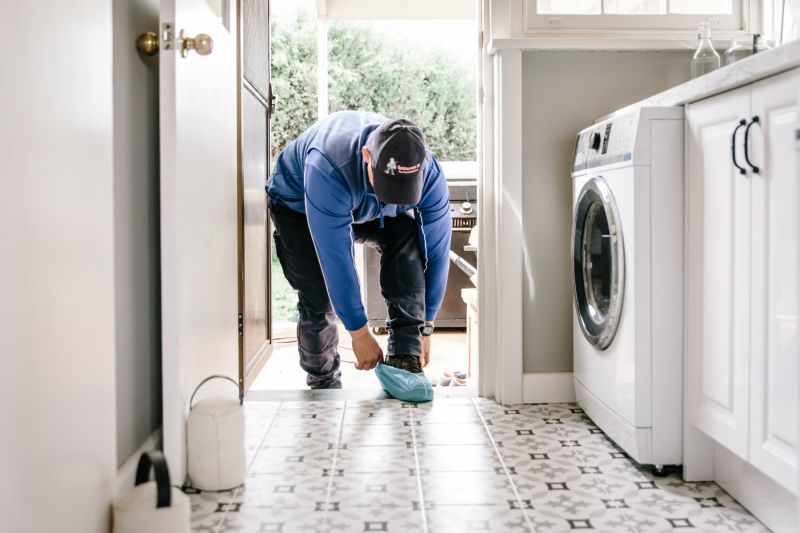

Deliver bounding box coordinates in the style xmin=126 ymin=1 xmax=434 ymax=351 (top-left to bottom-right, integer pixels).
xmin=375 ymin=363 xmax=433 ymax=403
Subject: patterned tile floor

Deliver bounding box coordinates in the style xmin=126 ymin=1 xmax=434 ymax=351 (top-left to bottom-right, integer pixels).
xmin=190 ymin=396 xmax=767 ymax=533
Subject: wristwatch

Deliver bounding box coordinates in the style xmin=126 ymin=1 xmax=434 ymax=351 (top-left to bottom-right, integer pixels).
xmin=421 ymin=322 xmax=435 ymax=337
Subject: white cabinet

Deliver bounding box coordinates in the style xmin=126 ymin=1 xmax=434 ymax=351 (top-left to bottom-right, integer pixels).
xmin=686 ymin=85 xmax=752 ymax=460
xmin=748 ymin=72 xmax=800 ymax=493
xmin=686 ymin=69 xmax=799 ymax=494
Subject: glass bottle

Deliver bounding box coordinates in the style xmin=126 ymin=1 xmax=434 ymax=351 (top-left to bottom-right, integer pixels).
xmin=723 ymin=34 xmax=772 ymax=66
xmin=691 ymin=19 xmax=721 ymax=79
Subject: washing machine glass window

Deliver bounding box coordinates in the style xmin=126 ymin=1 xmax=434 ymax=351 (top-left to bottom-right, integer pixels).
xmin=572 ymin=177 xmax=625 ymax=350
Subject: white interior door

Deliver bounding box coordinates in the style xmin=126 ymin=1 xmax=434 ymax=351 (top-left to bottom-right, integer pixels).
xmin=159 ymin=0 xmax=239 ymax=482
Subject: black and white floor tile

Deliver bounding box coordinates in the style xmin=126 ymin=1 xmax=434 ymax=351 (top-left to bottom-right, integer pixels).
xmin=190 ymin=396 xmax=767 ymax=532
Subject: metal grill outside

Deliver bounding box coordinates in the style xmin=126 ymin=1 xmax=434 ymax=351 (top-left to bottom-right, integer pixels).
xmin=453 ymin=217 xmax=476 ymax=229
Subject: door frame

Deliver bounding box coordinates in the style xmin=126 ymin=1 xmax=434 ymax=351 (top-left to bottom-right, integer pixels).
xmin=477 ymin=0 xmax=524 ymax=405
xmin=234 ymin=0 xmax=520 ymax=401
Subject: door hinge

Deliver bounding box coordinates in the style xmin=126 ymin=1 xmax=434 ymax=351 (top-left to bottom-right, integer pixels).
xmin=238 ymin=313 xmax=243 ymax=337
xmin=478 ymin=30 xmax=484 ymax=50
xmin=267 ymin=83 xmax=277 ymax=117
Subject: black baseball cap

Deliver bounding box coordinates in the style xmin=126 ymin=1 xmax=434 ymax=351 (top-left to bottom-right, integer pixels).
xmin=364 ymin=118 xmax=427 ymax=205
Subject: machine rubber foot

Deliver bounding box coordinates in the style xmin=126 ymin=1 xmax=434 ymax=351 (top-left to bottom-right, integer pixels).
xmin=651 ymin=465 xmax=669 ymax=477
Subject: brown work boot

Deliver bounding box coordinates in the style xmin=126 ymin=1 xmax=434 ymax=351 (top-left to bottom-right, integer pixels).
xmin=384 ymin=355 xmax=423 ymax=374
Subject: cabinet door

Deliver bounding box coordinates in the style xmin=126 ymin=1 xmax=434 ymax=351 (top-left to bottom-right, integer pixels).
xmin=686 ymin=86 xmax=752 ymax=460
xmin=748 ymin=69 xmax=800 ymax=494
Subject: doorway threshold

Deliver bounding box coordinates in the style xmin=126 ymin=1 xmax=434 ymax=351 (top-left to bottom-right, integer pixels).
xmin=245 ymin=386 xmax=478 ymax=402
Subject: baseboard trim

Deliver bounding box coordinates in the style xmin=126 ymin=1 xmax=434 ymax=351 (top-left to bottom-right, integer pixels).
xmin=714 ymin=442 xmax=799 ymax=533
xmin=115 ymin=428 xmax=162 ymax=497
xmin=522 ymin=372 xmax=576 ymax=403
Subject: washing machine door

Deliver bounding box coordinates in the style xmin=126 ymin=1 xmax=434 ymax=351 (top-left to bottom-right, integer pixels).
xmin=572 ymin=177 xmax=625 ymax=350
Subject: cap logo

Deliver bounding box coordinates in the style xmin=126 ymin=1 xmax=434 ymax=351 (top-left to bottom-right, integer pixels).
xmin=385 ymin=158 xmax=397 ymax=175
xmin=397 ymin=163 xmax=421 ymax=174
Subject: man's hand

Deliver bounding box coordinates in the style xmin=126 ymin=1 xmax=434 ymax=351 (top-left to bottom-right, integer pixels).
xmin=421 ymin=335 xmax=431 ymax=368
xmin=349 ymin=325 xmax=384 ymax=370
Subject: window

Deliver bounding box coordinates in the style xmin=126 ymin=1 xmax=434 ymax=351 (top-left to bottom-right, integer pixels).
xmin=537 ymin=0 xmax=601 ymax=14
xmin=526 ymin=0 xmax=745 ymax=32
xmin=537 ymin=0 xmax=734 ymax=15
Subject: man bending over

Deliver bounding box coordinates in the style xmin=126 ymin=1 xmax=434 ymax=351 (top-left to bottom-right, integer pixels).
xmin=266 ymin=111 xmax=451 ymax=389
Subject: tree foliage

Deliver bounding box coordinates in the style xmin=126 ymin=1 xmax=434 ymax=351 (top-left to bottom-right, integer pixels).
xmin=270 ymin=14 xmax=477 ymax=162
xmin=270 ymin=11 xmax=318 ymax=161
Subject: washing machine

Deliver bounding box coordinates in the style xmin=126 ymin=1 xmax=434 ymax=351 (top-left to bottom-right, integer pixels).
xmin=571 ymin=107 xmax=684 ymax=469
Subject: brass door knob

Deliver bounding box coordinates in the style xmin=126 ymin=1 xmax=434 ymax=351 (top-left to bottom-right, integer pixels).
xmin=136 ymin=32 xmax=159 ymax=56
xmin=180 ymin=31 xmax=213 ymax=58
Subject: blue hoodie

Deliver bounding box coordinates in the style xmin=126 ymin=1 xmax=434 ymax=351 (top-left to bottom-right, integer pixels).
xmin=266 ymin=111 xmax=452 ymax=331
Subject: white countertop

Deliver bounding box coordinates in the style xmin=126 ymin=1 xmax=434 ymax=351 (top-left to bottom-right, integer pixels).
xmin=599 ymin=39 xmax=800 ymax=121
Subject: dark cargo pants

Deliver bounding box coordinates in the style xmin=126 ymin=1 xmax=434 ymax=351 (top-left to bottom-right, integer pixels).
xmin=269 ymin=201 xmax=425 ymax=389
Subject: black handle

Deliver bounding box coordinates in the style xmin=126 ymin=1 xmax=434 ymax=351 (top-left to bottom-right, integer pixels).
xmin=135 ymin=450 xmax=172 ymax=509
xmin=744 ymin=116 xmax=760 ymax=174
xmin=731 ymin=119 xmax=747 ymax=176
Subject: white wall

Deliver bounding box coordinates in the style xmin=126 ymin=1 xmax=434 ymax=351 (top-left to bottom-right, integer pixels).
xmin=520 ymin=50 xmax=692 ymax=373
xmin=0 ymin=1 xmax=117 ymax=532
xmin=113 ymin=0 xmax=163 ymax=467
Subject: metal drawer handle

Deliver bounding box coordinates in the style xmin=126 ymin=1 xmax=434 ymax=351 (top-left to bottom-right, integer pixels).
xmin=744 ymin=116 xmax=760 ymax=174
xmin=731 ymin=119 xmax=747 ymax=176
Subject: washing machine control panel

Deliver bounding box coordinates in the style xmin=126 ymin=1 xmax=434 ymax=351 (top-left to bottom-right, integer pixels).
xmin=572 ymin=130 xmax=592 ymax=172
xmin=585 ymin=112 xmax=637 ymax=169
xmin=573 ymin=110 xmax=642 ymax=173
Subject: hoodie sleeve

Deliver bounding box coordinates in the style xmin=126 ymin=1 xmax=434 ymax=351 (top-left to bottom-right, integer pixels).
xmin=416 ymin=158 xmax=452 ymax=322
xmin=303 ymin=150 xmax=367 ymax=331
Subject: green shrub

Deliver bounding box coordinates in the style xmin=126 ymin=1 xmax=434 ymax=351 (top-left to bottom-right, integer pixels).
xmin=270 ymin=14 xmax=476 ymax=162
